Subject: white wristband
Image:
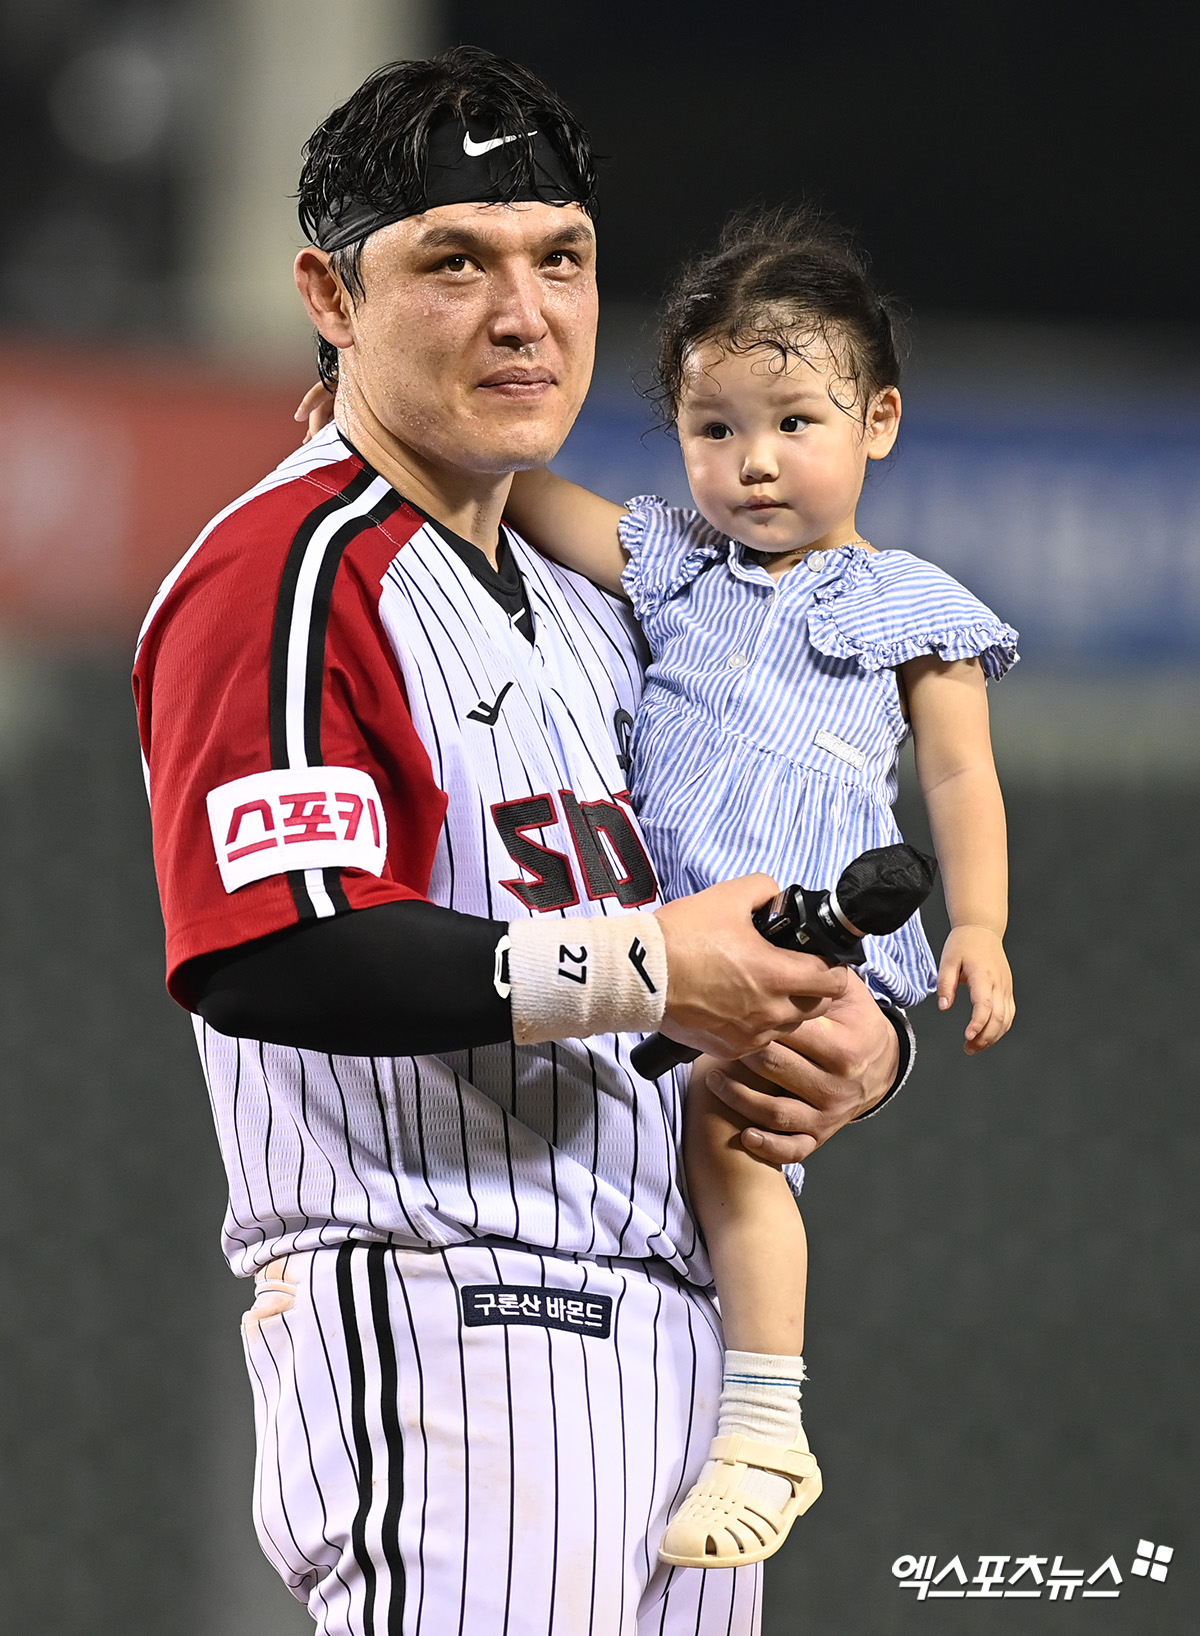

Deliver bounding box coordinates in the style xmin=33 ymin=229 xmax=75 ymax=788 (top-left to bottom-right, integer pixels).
xmin=500 ymin=914 xmax=668 ymax=1045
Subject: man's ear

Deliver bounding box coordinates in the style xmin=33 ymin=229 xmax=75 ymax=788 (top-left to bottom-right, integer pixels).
xmin=294 ymin=249 xmax=355 ymax=348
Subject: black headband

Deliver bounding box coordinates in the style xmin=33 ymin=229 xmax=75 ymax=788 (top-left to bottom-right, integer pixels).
xmin=314 ymin=111 xmax=583 ymax=252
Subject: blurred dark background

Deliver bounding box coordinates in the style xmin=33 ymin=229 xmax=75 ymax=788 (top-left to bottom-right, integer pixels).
xmin=0 ymin=3 xmax=1195 ymax=1633
xmin=454 ymin=0 xmax=1200 ymax=322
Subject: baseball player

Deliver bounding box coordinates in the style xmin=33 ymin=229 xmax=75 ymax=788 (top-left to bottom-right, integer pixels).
xmin=134 ymin=47 xmax=909 ymax=1636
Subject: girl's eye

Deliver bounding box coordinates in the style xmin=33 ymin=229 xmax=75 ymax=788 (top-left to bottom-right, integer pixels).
xmin=704 ymin=423 xmax=732 ymax=440
xmin=779 ymin=415 xmax=804 ymax=432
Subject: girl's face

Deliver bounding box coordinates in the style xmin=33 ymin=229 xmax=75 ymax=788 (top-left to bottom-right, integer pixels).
xmin=676 ymin=335 xmax=901 ymax=575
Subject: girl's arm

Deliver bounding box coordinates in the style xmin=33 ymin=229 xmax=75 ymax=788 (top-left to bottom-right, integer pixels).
xmin=504 ymin=469 xmax=629 ymax=596
xmin=902 ymin=654 xmax=1015 ymax=1053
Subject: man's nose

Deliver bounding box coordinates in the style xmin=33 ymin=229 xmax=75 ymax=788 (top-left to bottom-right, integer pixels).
xmin=488 ymin=265 xmax=550 ymax=349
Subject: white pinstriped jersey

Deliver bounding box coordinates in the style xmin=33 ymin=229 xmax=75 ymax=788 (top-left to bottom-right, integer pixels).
xmin=135 ymin=430 xmax=702 ymax=1282
xmin=619 ymin=497 xmax=1019 ymax=1007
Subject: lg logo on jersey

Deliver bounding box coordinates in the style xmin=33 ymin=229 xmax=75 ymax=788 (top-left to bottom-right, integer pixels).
xmin=492 ymin=789 xmax=658 ymax=911
xmin=466 ymin=681 xmax=514 ymax=726
xmin=207 ymin=767 xmax=388 ymax=893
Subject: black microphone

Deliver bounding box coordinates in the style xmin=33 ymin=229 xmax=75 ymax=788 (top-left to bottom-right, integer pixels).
xmin=629 ymin=842 xmax=937 ymax=1082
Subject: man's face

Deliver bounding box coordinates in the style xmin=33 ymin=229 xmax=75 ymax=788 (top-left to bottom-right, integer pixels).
xmin=335 ymin=201 xmax=598 ymax=476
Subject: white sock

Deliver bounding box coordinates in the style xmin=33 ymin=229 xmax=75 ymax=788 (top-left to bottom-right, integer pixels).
xmin=712 ymin=1349 xmax=807 ymax=1515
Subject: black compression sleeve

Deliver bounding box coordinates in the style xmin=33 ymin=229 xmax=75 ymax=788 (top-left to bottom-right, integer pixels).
xmin=176 ymin=899 xmax=513 ymax=1056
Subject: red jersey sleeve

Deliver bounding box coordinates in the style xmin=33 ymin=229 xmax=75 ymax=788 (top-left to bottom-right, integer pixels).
xmin=133 ymin=454 xmax=448 ymax=1001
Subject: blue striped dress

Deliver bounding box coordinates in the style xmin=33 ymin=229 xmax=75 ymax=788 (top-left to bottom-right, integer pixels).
xmin=619 ymin=497 xmax=1019 ymax=1007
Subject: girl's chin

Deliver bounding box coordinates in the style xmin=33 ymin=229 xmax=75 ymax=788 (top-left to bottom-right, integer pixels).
xmin=735 ymin=530 xmax=814 ymax=555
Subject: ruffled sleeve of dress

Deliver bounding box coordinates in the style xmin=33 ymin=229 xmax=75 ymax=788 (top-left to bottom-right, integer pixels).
xmin=806 ymin=549 xmax=1020 ymax=680
xmin=618 ymin=496 xmax=728 ymax=622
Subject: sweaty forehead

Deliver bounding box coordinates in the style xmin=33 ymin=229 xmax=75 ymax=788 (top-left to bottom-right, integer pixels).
xmin=375 ymin=199 xmax=595 ymax=258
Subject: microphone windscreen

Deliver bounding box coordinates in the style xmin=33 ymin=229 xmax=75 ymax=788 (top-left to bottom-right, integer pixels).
xmin=835 ymin=843 xmax=937 ymax=935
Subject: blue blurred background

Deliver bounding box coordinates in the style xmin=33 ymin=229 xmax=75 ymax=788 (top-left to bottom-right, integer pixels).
xmin=0 ymin=4 xmax=1196 ymax=1633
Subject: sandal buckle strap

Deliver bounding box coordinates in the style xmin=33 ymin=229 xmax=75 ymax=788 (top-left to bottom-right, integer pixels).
xmin=709 ymin=1434 xmax=821 ymax=1483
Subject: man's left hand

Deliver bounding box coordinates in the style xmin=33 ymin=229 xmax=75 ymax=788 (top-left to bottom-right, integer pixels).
xmin=702 ymin=968 xmax=901 ymax=1165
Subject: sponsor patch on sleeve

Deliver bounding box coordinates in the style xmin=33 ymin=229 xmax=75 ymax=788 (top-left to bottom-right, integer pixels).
xmin=206 ymin=766 xmax=388 ymax=893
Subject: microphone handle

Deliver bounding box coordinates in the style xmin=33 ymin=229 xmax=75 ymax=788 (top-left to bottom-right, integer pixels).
xmin=628 ymin=1032 xmax=701 ymax=1080
xmin=629 ymin=885 xmax=863 ymax=1082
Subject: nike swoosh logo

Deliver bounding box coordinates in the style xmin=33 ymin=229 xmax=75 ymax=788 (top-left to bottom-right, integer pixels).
xmin=466 ymin=681 xmax=514 ymax=726
xmin=463 ymin=130 xmax=537 ymax=158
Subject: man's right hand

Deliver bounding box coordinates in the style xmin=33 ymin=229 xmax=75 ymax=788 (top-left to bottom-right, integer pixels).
xmin=653 ymin=874 xmax=847 ymax=1059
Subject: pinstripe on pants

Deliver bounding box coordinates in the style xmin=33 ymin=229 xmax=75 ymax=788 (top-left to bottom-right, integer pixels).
xmin=243 ymin=1242 xmax=762 ymax=1636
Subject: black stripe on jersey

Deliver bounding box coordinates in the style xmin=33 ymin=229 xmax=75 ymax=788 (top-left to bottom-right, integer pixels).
xmin=301 ymin=490 xmax=404 ymax=920
xmin=366 ymin=1245 xmax=407 ymax=1636
xmin=321 ymin=868 xmax=352 ymax=916
xmin=337 ymin=1242 xmax=380 ymax=1636
xmin=265 ymin=468 xmax=401 ymax=919
xmin=437 ymin=1250 xmax=474 ymax=1636
xmin=389 ymin=1255 xmax=432 ymax=1636
xmin=302 ymin=487 xmax=404 ymax=764
xmin=267 ymin=466 xmax=377 ymax=767
xmin=268 ymin=469 xmax=375 ymax=921
xmin=286 ymin=869 xmax=318 ymax=925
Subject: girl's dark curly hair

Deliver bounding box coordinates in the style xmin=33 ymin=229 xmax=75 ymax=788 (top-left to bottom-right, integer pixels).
xmin=298 ymin=46 xmax=598 ymax=389
xmin=652 ymin=205 xmax=906 ymax=425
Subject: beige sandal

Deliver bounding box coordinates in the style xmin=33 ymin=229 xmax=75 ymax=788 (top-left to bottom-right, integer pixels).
xmin=658 ymin=1432 xmax=822 ymax=1569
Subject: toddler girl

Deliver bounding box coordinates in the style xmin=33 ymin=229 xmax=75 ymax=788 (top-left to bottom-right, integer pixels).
xmin=502 ymin=207 xmax=1018 ymax=1570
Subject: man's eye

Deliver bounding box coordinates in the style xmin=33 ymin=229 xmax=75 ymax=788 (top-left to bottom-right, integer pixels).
xmin=705 ymin=423 xmax=732 ymax=440
xmin=442 ymin=255 xmax=470 ymax=272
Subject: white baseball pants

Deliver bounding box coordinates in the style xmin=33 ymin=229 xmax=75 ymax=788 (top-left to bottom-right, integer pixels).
xmin=241 ymin=1241 xmax=762 ymax=1636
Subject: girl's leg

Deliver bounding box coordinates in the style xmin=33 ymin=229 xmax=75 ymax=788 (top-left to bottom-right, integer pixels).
xmin=686 ymin=1066 xmax=808 ymax=1356
xmin=659 ymin=1066 xmax=822 ymax=1569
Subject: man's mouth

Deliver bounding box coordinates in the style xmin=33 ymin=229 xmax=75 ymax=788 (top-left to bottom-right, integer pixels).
xmin=477 ymin=368 xmax=556 ymax=397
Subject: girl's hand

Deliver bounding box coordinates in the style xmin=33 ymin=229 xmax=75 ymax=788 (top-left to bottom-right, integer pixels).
xmin=938 ymin=925 xmax=1014 ymax=1053
xmin=294 ymin=383 xmax=335 ymax=444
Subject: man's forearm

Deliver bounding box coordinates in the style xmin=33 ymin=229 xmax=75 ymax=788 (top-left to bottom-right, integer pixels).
xmin=177 ymin=900 xmax=513 ymax=1055
xmin=177 ymin=890 xmax=908 ymax=1089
